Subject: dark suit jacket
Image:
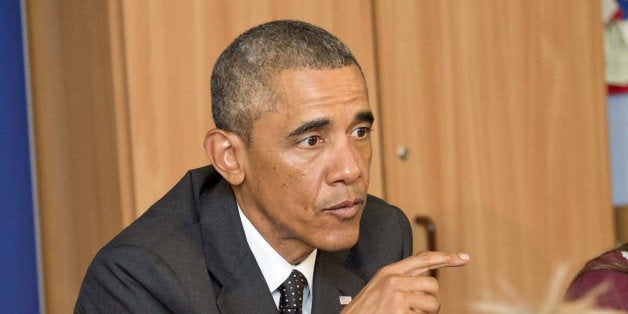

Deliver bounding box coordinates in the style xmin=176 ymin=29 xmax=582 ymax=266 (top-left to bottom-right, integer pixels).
xmin=75 ymin=166 xmax=412 ymax=313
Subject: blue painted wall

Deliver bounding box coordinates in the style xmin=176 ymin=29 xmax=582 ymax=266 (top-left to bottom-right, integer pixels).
xmin=608 ymin=94 xmax=628 ymax=205
xmin=0 ymin=1 xmax=41 ymax=313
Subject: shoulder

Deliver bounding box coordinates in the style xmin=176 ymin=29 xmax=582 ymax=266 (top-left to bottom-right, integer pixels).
xmin=567 ymin=269 xmax=628 ymax=310
xmin=361 ymin=194 xmax=412 ymax=244
xmin=572 ymin=268 xmax=628 ymax=288
xmin=108 ymin=165 xmax=223 ymax=248
xmin=76 ymin=166 xmax=225 ymax=313
xmin=94 ymin=165 xmax=227 ymax=273
xmin=76 ymin=243 xmax=191 ymax=312
xmin=345 ymin=195 xmax=412 ymax=280
xmin=566 ymin=250 xmax=628 ymax=310
xmin=363 ymin=195 xmax=409 ymax=222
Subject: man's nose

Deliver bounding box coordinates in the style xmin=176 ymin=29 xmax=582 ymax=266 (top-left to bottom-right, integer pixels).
xmin=326 ymin=140 xmax=363 ymax=185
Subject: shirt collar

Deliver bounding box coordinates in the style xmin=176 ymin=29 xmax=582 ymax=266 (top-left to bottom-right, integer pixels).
xmin=237 ymin=204 xmax=317 ymax=293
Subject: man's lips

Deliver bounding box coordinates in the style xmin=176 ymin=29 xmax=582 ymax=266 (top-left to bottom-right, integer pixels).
xmin=323 ymin=198 xmax=364 ymax=219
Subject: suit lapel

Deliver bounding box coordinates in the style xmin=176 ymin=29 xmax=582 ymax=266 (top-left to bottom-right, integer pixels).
xmin=312 ymin=251 xmax=365 ymax=314
xmin=197 ymin=178 xmax=277 ymax=313
xmin=215 ymin=252 xmax=278 ymax=313
xmin=195 ymin=171 xmax=367 ymax=313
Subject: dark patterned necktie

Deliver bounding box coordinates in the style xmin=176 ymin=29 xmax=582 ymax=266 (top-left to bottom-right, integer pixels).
xmin=278 ymin=269 xmax=307 ymax=314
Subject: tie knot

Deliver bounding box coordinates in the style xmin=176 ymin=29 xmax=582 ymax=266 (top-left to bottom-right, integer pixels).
xmin=279 ymin=269 xmax=307 ymax=313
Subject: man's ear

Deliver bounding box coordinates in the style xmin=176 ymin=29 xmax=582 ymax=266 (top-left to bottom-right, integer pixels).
xmin=204 ymin=129 xmax=246 ymax=185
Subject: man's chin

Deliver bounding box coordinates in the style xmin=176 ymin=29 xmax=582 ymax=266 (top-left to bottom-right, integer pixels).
xmin=315 ymin=231 xmax=360 ymax=252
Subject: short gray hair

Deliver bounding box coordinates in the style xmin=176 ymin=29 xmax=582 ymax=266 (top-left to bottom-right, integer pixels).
xmin=210 ymin=19 xmax=362 ymax=145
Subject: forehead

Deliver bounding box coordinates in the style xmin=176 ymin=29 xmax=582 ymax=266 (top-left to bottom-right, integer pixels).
xmin=271 ymin=66 xmax=369 ymax=117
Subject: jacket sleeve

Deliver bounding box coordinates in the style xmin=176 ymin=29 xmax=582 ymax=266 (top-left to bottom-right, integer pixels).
xmin=74 ymin=244 xmax=188 ymax=313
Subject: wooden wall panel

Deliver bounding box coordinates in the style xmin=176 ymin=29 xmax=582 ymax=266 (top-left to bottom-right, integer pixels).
xmin=26 ymin=1 xmax=127 ymax=313
xmin=374 ymin=1 xmax=614 ymax=312
xmin=119 ymin=0 xmax=385 ymax=215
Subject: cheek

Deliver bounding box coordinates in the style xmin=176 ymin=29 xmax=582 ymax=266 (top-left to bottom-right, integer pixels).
xmin=287 ymin=167 xmax=323 ymax=204
xmin=254 ymin=157 xmax=321 ymax=215
xmin=361 ymin=141 xmax=373 ymax=162
xmin=355 ymin=141 xmax=373 ymax=181
xmin=280 ymin=155 xmax=326 ymax=193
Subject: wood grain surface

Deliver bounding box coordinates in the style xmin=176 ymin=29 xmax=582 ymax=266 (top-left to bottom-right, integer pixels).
xmin=374 ymin=1 xmax=614 ymax=312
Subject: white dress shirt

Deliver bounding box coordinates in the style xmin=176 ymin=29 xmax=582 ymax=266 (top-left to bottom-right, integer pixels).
xmin=238 ymin=205 xmax=317 ymax=313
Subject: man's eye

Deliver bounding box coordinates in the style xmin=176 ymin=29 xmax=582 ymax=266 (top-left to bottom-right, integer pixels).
xmin=298 ymin=136 xmax=322 ymax=147
xmin=351 ymin=127 xmax=371 ymax=138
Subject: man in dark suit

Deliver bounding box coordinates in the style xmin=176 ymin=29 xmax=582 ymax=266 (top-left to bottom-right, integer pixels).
xmin=75 ymin=20 xmax=469 ymax=313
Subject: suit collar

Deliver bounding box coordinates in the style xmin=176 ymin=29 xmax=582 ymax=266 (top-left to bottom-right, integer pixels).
xmin=198 ymin=178 xmax=277 ymax=312
xmin=194 ymin=168 xmax=366 ymax=313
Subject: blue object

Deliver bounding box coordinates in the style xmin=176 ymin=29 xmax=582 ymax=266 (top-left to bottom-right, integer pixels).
xmin=0 ymin=0 xmax=41 ymax=313
xmin=608 ymin=94 xmax=628 ymax=205
xmin=618 ymin=0 xmax=628 ymax=19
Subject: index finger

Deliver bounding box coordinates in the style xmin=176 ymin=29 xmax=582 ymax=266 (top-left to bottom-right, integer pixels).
xmin=391 ymin=251 xmax=470 ymax=276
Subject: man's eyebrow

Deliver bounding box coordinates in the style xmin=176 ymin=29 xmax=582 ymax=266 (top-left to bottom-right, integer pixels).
xmin=287 ymin=111 xmax=374 ymax=138
xmin=355 ymin=110 xmax=374 ymax=124
xmin=288 ymin=118 xmax=331 ymax=137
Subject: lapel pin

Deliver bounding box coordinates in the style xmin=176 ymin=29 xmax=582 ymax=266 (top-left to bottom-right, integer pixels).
xmin=339 ymin=296 xmax=352 ymax=305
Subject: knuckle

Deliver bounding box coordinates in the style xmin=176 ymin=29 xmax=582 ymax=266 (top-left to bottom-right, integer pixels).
xmin=423 ymin=279 xmax=440 ymax=297
xmin=417 ymin=251 xmax=433 ymax=261
xmin=416 ymin=250 xmax=456 ymax=269
xmin=425 ymin=294 xmax=441 ymax=312
xmin=375 ymin=265 xmax=387 ymax=276
xmin=416 ymin=251 xmax=439 ymax=266
xmin=382 ymin=275 xmax=400 ymax=288
xmin=377 ymin=263 xmax=395 ymax=277
xmin=424 ymin=276 xmax=439 ymax=289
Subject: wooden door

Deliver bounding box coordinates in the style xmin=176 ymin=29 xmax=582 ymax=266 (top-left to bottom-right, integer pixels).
xmin=27 ymin=1 xmax=129 ymax=313
xmin=374 ymin=1 xmax=615 ymax=313
xmin=118 ymin=0 xmax=386 ymax=217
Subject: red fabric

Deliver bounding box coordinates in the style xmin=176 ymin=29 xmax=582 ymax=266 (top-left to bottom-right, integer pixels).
xmin=613 ymin=8 xmax=623 ymax=20
xmin=609 ymin=85 xmax=628 ymax=94
xmin=565 ymin=251 xmax=628 ymax=311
